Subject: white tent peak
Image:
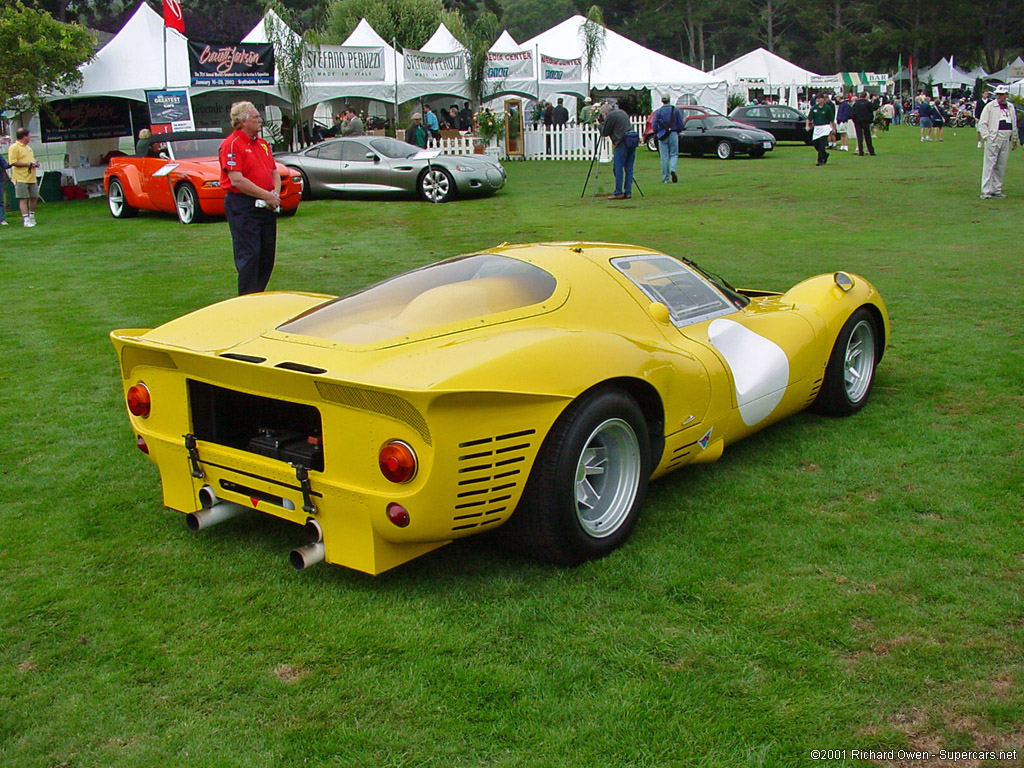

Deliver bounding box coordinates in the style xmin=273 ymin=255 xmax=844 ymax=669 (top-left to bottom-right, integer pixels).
xmin=921 ymin=57 xmax=973 ymax=87
xmin=712 ymin=47 xmax=820 ymax=83
xmin=343 ymin=18 xmax=392 ymax=48
xmin=421 ymin=23 xmax=466 ymax=53
xmin=522 ymin=15 xmax=726 ymax=110
xmin=490 ymin=30 xmax=523 ymax=53
xmin=54 ymin=1 xmax=189 ymax=100
xmin=242 ymin=8 xmax=298 ymax=45
xmin=991 ymin=56 xmax=1024 ymax=82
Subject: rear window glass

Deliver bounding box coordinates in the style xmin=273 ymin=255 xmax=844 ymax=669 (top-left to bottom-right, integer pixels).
xmin=278 ymin=254 xmax=557 ymax=345
xmin=612 ymin=255 xmax=735 ymax=326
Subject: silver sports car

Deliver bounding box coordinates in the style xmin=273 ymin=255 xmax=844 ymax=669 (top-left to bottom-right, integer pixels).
xmin=275 ymin=136 xmax=506 ymax=203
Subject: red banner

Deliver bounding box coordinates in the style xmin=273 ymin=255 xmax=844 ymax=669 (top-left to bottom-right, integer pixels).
xmin=163 ymin=0 xmax=185 ymax=34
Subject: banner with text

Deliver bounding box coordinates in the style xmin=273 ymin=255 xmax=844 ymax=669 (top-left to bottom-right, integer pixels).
xmin=540 ymin=54 xmax=582 ymax=83
xmin=40 ymin=97 xmax=135 ymax=142
xmin=403 ymin=49 xmax=466 ymax=84
xmin=189 ymin=41 xmax=275 ymax=86
xmin=146 ymin=89 xmax=195 ymax=132
xmin=304 ymin=45 xmax=386 ymax=82
xmin=485 ymin=50 xmax=533 ymax=82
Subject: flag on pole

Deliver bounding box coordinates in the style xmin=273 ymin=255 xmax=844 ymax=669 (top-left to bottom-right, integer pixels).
xmin=163 ymin=0 xmax=185 ymax=34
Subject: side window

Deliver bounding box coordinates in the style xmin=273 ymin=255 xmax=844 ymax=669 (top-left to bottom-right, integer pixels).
xmin=341 ymin=141 xmax=370 ymax=162
xmin=770 ymin=107 xmax=796 ymax=119
xmin=683 ymin=117 xmax=703 ymax=131
xmin=748 ymin=107 xmax=770 ymax=118
xmin=612 ymin=255 xmax=736 ymax=327
xmin=312 ymin=142 xmax=342 ymax=161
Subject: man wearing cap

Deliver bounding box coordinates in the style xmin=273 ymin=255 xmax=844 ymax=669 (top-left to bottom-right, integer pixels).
xmin=978 ymin=85 xmax=1018 ymax=199
xmin=405 ymin=113 xmax=428 ymax=148
xmin=652 ymin=95 xmax=684 ymax=183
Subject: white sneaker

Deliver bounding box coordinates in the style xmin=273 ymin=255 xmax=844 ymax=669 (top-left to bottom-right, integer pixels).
xmin=29 ymin=214 xmax=36 ymax=225
xmin=0 ymin=220 xmax=8 ymax=226
xmin=977 ymin=141 xmax=983 ymax=148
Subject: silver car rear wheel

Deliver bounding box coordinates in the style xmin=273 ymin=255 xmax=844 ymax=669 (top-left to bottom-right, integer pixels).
xmin=574 ymin=418 xmax=643 ymax=538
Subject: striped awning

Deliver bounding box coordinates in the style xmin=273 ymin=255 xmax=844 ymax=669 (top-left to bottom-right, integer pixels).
xmin=811 ymin=73 xmax=889 ymax=87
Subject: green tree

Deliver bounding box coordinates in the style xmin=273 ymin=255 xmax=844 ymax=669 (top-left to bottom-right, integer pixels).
xmin=320 ymin=0 xmax=465 ymax=49
xmin=580 ymin=4 xmax=606 ymax=95
xmin=0 ymin=1 xmax=95 ymax=113
xmin=498 ymin=0 xmax=575 ymax=41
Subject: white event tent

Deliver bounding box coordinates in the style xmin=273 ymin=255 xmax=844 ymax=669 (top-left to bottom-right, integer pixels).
xmin=921 ymin=58 xmax=973 ymax=89
xmin=54 ymin=2 xmax=190 ymax=102
xmin=712 ymin=47 xmax=819 ymax=106
xmin=486 ymin=30 xmax=537 ymax=99
xmin=522 ymin=16 xmax=727 ymax=112
xmin=991 ymin=56 xmax=1024 ymax=83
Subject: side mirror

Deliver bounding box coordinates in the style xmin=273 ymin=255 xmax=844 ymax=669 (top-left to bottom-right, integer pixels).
xmin=366 ymin=152 xmax=379 ymax=163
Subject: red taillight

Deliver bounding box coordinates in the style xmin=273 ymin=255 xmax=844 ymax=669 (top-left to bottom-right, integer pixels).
xmin=378 ymin=440 xmax=417 ymax=483
xmin=386 ymin=502 xmax=410 ymax=527
xmin=136 ymin=435 xmax=149 ymax=454
xmin=126 ymin=383 xmax=151 ymax=418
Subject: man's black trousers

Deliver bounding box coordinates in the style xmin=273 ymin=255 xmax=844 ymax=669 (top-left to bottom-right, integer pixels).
xmin=225 ymin=191 xmax=277 ymax=295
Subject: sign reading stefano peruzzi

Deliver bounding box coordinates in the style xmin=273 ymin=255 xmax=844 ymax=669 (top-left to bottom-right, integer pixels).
xmin=188 ymin=41 xmax=275 ymax=86
xmin=304 ymin=46 xmax=386 ymax=82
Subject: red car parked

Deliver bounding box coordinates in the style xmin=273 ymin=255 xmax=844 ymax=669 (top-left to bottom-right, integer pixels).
xmin=104 ymin=130 xmax=302 ymax=224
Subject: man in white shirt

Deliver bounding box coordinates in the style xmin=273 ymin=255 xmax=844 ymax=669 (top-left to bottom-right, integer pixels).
xmin=978 ymin=85 xmax=1018 ymax=199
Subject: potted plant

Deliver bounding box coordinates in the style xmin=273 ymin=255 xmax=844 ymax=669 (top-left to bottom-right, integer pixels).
xmin=474 ymin=108 xmax=505 ymax=151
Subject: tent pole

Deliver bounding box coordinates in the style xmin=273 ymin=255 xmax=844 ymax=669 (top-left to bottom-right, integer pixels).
xmin=393 ymin=37 xmax=399 ymax=133
xmin=163 ymin=25 xmax=168 ymax=90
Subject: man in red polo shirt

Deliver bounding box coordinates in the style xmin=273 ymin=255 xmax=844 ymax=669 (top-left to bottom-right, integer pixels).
xmin=219 ymin=101 xmax=282 ymax=295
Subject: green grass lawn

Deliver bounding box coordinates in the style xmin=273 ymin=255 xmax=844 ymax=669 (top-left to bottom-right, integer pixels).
xmin=1 ymin=125 xmax=1022 ymax=768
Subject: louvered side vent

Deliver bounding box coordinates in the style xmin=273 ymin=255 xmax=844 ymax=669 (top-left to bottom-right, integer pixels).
xmin=452 ymin=429 xmax=537 ymax=531
xmin=120 ymin=347 xmax=177 ymax=379
xmin=806 ymin=377 xmax=824 ymax=407
xmin=665 ymin=443 xmax=695 ymax=472
xmin=315 ymin=382 xmax=431 ymax=446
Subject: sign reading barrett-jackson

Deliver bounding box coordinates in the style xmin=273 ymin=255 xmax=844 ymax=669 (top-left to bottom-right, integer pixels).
xmin=41 ymin=97 xmax=135 ymax=142
xmin=188 ymin=41 xmax=275 ymax=86
xmin=304 ymin=45 xmax=385 ymax=82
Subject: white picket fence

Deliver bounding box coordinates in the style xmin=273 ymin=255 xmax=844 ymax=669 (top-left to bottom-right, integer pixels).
xmin=426 ymin=116 xmax=646 ymax=161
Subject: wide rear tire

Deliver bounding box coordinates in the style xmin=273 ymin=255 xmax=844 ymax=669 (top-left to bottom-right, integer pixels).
xmin=502 ymin=387 xmax=651 ymax=565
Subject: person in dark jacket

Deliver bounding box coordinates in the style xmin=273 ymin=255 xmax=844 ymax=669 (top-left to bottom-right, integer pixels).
xmin=405 ymin=113 xmax=428 ymax=148
xmin=850 ymin=92 xmax=877 ymax=156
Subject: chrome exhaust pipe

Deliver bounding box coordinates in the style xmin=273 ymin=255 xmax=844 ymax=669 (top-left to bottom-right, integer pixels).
xmin=187 ymin=496 xmax=248 ymax=532
xmin=290 ymin=542 xmax=325 ymax=571
xmin=198 ymin=485 xmax=218 ymax=509
xmin=304 ymin=517 xmax=323 ymax=544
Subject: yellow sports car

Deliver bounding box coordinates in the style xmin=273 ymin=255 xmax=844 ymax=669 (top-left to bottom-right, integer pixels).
xmin=111 ymin=243 xmax=889 ymax=575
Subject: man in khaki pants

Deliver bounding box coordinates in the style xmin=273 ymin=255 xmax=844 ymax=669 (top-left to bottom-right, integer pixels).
xmin=978 ymin=85 xmax=1018 ymax=199
xmin=8 ymin=128 xmax=41 ymax=227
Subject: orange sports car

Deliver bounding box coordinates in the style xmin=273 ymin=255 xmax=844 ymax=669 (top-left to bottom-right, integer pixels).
xmin=104 ymin=130 xmax=303 ymax=224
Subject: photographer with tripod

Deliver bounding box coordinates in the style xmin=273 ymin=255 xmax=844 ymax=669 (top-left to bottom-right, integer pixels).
xmin=601 ymin=102 xmax=638 ymax=200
